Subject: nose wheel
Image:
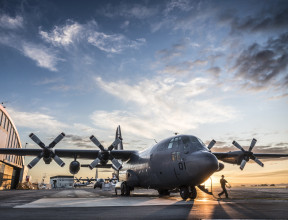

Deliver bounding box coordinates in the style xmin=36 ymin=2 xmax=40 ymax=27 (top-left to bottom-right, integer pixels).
xmin=180 ymin=186 xmax=197 ymax=200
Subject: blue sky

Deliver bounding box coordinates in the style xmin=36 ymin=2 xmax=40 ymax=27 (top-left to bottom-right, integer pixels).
xmin=1 ymin=0 xmax=287 ymax=183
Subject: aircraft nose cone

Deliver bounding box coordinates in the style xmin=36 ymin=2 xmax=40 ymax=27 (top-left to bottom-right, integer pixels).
xmin=203 ymin=151 xmax=219 ymax=173
xmin=185 ymin=151 xmax=219 ymax=185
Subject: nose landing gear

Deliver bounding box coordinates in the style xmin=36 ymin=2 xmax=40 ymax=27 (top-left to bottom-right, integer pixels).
xmin=180 ymin=186 xmax=197 ymax=200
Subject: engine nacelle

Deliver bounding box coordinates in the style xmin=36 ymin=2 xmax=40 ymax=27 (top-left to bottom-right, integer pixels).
xmin=43 ymin=157 xmax=52 ymax=164
xmin=69 ymin=160 xmax=80 ymax=174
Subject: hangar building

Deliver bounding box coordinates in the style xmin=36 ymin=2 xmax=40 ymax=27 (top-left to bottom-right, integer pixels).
xmin=0 ymin=104 xmax=24 ymax=189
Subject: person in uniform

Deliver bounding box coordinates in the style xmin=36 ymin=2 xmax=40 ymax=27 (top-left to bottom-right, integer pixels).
xmin=218 ymin=175 xmax=229 ymax=198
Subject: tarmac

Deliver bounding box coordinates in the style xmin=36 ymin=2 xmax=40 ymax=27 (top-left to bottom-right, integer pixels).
xmin=0 ymin=186 xmax=287 ymax=219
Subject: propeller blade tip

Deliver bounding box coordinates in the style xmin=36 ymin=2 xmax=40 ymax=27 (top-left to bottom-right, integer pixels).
xmin=89 ymin=135 xmax=94 ymax=140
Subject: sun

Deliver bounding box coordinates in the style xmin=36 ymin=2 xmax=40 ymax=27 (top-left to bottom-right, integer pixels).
xmin=203 ymin=175 xmax=219 ymax=187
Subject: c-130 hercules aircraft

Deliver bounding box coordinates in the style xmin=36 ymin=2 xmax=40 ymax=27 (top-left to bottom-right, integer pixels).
xmin=1 ymin=126 xmax=287 ymax=200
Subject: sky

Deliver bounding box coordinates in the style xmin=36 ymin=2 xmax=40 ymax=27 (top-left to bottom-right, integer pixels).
xmin=0 ymin=0 xmax=287 ymax=185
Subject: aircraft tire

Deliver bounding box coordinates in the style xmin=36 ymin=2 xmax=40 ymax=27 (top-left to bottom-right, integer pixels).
xmin=180 ymin=186 xmax=189 ymax=200
xmin=189 ymin=186 xmax=197 ymax=199
xmin=121 ymin=182 xmax=130 ymax=196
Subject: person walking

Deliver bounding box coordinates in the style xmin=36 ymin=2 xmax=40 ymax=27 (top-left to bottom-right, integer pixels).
xmin=218 ymin=175 xmax=229 ymax=198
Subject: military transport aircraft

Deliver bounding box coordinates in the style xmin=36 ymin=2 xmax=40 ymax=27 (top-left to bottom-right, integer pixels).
xmin=73 ymin=177 xmax=95 ymax=187
xmin=0 ymin=126 xmax=287 ymax=200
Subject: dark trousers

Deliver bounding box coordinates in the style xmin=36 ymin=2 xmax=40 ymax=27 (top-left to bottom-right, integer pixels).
xmin=219 ymin=187 xmax=228 ymax=198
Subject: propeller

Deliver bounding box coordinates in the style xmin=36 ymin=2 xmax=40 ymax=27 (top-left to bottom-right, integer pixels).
xmin=232 ymin=138 xmax=264 ymax=170
xmin=207 ymin=139 xmax=216 ymax=150
xmin=27 ymin=132 xmax=66 ymax=169
xmin=89 ymin=135 xmax=122 ymax=170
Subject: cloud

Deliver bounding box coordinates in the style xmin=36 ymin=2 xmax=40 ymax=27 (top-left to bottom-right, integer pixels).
xmin=88 ymin=32 xmax=145 ymax=54
xmin=0 ymin=13 xmax=63 ymax=72
xmin=0 ymin=14 xmax=23 ymax=29
xmin=8 ymin=108 xmax=68 ymax=134
xmin=100 ymin=4 xmax=158 ymax=19
xmin=34 ymin=77 xmax=64 ymax=85
xmin=64 ymin=134 xmax=94 ymax=149
xmin=92 ymin=76 xmax=238 ymax=139
xmin=40 ymin=21 xmax=83 ymax=47
xmin=22 ymin=42 xmax=62 ymax=71
xmin=40 ymin=19 xmax=146 ymax=54
xmin=159 ymin=59 xmax=208 ymax=75
xmin=164 ymin=0 xmax=194 ymax=15
xmin=233 ymin=32 xmax=288 ymax=92
xmin=207 ymin=67 xmax=221 ymax=78
xmin=219 ymin=4 xmax=288 ymax=33
xmin=0 ymin=32 xmax=62 ymax=72
xmin=156 ymin=43 xmax=186 ymax=61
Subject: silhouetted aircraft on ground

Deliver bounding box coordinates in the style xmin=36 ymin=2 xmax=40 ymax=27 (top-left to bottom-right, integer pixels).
xmin=1 ymin=126 xmax=287 ymax=200
xmin=73 ymin=177 xmax=95 ymax=187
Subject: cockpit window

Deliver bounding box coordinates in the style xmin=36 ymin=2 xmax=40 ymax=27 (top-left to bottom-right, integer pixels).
xmin=167 ymin=137 xmax=181 ymax=149
xmin=168 ymin=138 xmax=174 ymax=149
xmin=188 ymin=136 xmax=208 ymax=151
xmin=173 ymin=137 xmax=179 ymax=148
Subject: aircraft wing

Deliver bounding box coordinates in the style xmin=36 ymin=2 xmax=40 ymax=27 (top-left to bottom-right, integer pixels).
xmin=213 ymin=151 xmax=288 ymax=170
xmin=213 ymin=152 xmax=288 ymax=161
xmin=211 ymin=139 xmax=288 ymax=170
xmin=251 ymin=153 xmax=288 ymax=158
xmin=0 ymin=148 xmax=137 ymax=161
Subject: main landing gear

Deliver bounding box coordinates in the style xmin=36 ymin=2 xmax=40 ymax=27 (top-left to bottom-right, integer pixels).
xmin=120 ymin=182 xmax=131 ymax=196
xmin=180 ymin=186 xmax=197 ymax=200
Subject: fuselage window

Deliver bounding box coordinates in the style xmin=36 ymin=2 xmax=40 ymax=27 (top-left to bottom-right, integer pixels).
xmin=171 ymin=152 xmax=176 ymax=161
xmin=177 ymin=152 xmax=181 ymax=161
xmin=168 ymin=138 xmax=174 ymax=149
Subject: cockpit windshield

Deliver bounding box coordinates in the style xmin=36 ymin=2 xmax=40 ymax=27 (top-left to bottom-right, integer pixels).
xmin=183 ymin=135 xmax=208 ymax=152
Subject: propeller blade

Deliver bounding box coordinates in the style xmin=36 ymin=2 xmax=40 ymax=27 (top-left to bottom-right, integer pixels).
xmin=115 ymin=125 xmax=123 ymax=150
xmin=207 ymin=139 xmax=216 ymax=150
xmin=232 ymin=140 xmax=245 ymax=152
xmin=253 ymin=157 xmax=264 ymax=167
xmin=29 ymin=133 xmax=45 ymax=148
xmin=53 ymin=154 xmax=65 ymax=167
xmin=240 ymin=159 xmax=247 ymax=170
xmin=248 ymin=138 xmax=257 ymax=152
xmin=108 ymin=138 xmax=121 ymax=151
xmin=27 ymin=155 xmax=43 ymax=169
xmin=49 ymin=132 xmax=65 ymax=148
xmin=89 ymin=158 xmax=101 ymax=170
xmin=90 ymin=135 xmax=105 ymax=151
xmin=111 ymin=157 xmax=122 ymax=170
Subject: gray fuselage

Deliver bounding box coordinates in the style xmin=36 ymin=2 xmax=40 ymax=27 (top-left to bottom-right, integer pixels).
xmin=119 ymin=135 xmax=219 ymax=190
